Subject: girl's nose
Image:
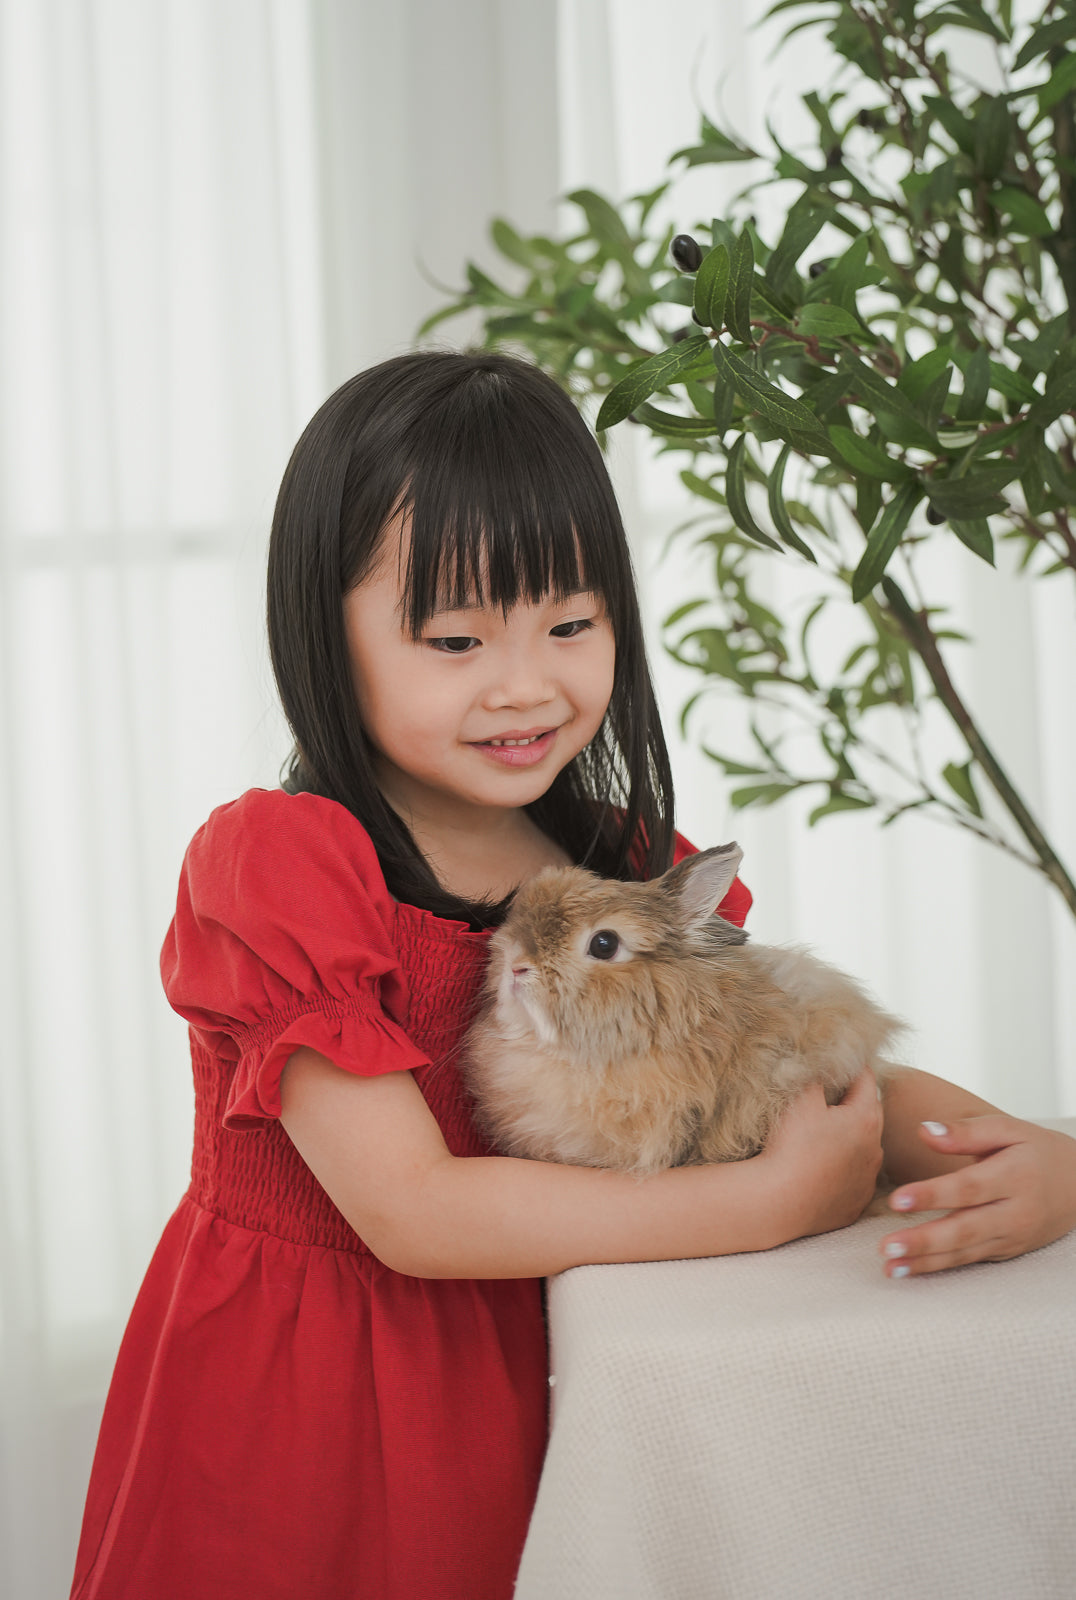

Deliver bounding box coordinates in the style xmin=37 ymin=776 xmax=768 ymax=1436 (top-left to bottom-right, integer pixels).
xmin=482 ymin=655 xmax=555 ymax=711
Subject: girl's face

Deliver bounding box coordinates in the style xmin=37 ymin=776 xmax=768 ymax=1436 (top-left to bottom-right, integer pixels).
xmin=343 ymin=526 xmax=616 ymax=829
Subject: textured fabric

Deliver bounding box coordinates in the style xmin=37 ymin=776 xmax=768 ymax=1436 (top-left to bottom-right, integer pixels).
xmin=71 ymin=788 xmax=750 ymax=1600
xmin=517 ymin=1128 xmax=1076 ymax=1600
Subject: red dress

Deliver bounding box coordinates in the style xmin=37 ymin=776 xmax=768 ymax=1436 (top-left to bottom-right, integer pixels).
xmin=70 ymin=788 xmax=751 ymax=1600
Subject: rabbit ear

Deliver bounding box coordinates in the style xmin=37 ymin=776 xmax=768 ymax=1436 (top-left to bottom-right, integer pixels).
xmin=662 ymin=843 xmax=744 ymax=930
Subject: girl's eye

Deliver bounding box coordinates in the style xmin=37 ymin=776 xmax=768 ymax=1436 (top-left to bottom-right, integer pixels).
xmin=587 ymin=929 xmax=621 ymax=961
xmin=550 ymin=618 xmax=594 ymax=639
xmin=428 ymin=636 xmax=478 ymax=654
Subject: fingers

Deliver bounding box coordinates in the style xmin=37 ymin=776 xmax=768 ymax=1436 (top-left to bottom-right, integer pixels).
xmin=880 ymin=1141 xmax=1035 ymax=1275
xmin=880 ymin=1206 xmax=1013 ymax=1277
xmin=914 ymin=1113 xmax=1023 ymax=1158
xmin=888 ymin=1140 xmax=1010 ymax=1218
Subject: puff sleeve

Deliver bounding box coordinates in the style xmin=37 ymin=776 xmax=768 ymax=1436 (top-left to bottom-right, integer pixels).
xmin=160 ymin=788 xmax=431 ymax=1131
xmin=671 ymin=830 xmax=753 ymax=928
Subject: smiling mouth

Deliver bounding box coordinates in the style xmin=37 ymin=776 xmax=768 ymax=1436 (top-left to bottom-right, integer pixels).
xmin=471 ymin=728 xmax=558 ymax=765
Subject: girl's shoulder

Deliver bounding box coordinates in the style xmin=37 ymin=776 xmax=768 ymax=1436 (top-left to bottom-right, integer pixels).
xmin=181 ymin=785 xmax=395 ymax=919
xmin=162 ymin=789 xmax=428 ymax=1126
xmin=163 ymin=787 xmax=404 ymax=1014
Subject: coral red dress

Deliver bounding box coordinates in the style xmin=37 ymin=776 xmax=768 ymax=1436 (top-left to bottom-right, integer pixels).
xmin=70 ymin=787 xmax=751 ymax=1600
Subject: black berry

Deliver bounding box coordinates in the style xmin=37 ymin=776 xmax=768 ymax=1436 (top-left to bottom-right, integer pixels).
xmin=671 ymin=233 xmax=704 ymax=273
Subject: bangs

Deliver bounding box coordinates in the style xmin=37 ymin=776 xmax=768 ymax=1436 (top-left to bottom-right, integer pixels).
xmin=391 ymin=369 xmax=628 ymax=636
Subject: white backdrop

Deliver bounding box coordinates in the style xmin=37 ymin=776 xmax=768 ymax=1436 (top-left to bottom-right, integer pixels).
xmin=1 ymin=2 xmax=1073 ymax=1593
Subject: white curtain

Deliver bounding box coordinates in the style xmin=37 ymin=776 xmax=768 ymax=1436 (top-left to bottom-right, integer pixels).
xmin=1 ymin=2 xmax=1073 ymax=1593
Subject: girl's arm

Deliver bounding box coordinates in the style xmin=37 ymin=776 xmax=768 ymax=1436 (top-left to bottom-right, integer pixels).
xmin=879 ymin=1066 xmax=1076 ymax=1277
xmin=280 ymin=1049 xmax=884 ymax=1278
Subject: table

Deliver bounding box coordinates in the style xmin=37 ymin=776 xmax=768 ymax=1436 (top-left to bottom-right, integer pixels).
xmin=515 ymin=1119 xmax=1076 ymax=1600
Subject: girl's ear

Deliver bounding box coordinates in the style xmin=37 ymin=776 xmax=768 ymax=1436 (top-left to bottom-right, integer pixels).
xmin=662 ymin=844 xmax=744 ymax=931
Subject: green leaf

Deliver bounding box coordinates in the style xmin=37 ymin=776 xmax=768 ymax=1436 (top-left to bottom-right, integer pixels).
xmin=804 ymin=369 xmax=853 ymax=417
xmin=490 ymin=218 xmax=538 ymax=267
xmin=566 ymin=189 xmax=634 ymax=252
xmin=808 ymin=233 xmax=871 ymax=315
xmin=856 ymin=474 xmax=883 ymax=534
xmin=714 ymin=341 xmax=830 ymax=451
xmin=725 ymin=231 xmax=756 ymax=345
xmin=839 ymin=354 xmax=937 ymax=448
xmin=923 ymin=465 xmax=1018 ymax=517
xmin=634 ymin=402 xmax=723 ymax=437
xmin=1014 ymin=15 xmax=1076 ymax=71
xmin=417 ymin=299 xmax=469 ymax=338
xmin=465 ymin=263 xmax=521 ymax=307
xmin=713 ymin=372 xmax=736 ymax=433
xmin=1037 ymin=50 xmax=1076 ymax=114
xmin=950 ymin=519 xmax=996 ymax=566
xmin=956 ymin=347 xmax=991 ymax=422
xmin=681 ymin=469 xmax=726 ymax=505
xmin=808 ymin=793 xmax=874 ymax=825
xmin=596 ymin=337 xmax=710 ymax=430
xmin=983 ymin=360 xmax=1038 ymax=406
xmin=993 ymin=187 xmax=1054 ymax=238
xmin=851 ymin=481 xmax=924 ymax=602
xmin=725 ymin=435 xmax=784 ymax=551
xmin=767 ymin=443 xmax=818 ymax=560
xmin=828 ymin=426 xmax=911 ymax=481
xmin=748 ymin=272 xmax=796 ymax=323
xmin=974 ymin=97 xmax=1012 ymax=182
xmin=1010 ymin=315 xmax=1068 ymax=375
xmin=925 ymin=96 xmax=976 ymax=157
xmin=796 ymin=304 xmax=861 ymax=339
xmin=898 ymin=346 xmax=952 ymax=404
xmin=929 ymin=4 xmax=1007 ymax=41
xmin=1023 ymin=364 xmax=1076 ymax=430
xmin=664 ymin=598 xmax=708 ymax=628
xmin=693 ymin=244 xmax=731 ymax=330
xmin=732 ymin=782 xmax=801 ymax=809
xmin=942 ymin=760 xmax=983 ymax=817
xmin=766 ymin=197 xmax=827 ymax=297
xmin=672 ymin=116 xmax=759 ymax=167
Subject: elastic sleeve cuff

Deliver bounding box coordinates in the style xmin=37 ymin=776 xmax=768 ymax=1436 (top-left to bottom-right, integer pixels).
xmin=223 ymin=1002 xmax=432 ymax=1131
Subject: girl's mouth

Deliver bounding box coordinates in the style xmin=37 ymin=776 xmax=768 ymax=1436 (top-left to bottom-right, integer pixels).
xmin=472 ymin=729 xmax=558 ymax=767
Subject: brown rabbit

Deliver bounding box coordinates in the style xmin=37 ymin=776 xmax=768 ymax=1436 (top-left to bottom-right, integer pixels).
xmin=462 ymin=844 xmax=901 ymax=1175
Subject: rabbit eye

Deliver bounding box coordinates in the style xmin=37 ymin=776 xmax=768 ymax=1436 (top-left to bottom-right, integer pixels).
xmin=587 ymin=929 xmax=620 ymax=961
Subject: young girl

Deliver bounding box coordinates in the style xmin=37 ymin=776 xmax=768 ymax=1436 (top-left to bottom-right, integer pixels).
xmin=71 ymin=350 xmax=1076 ymax=1600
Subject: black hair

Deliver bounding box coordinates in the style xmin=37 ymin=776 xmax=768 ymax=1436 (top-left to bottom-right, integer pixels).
xmin=266 ymin=348 xmax=675 ymax=926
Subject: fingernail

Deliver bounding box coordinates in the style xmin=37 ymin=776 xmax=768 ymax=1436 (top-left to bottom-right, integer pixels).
xmin=891 ymin=1264 xmax=911 ymax=1279
xmin=922 ymin=1120 xmax=948 ymax=1137
xmin=884 ymin=1242 xmax=907 ymax=1259
xmin=892 ymin=1193 xmax=915 ymax=1210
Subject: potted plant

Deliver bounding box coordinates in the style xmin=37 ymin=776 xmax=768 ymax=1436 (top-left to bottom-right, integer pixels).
xmin=423 ymin=0 xmax=1076 ymax=920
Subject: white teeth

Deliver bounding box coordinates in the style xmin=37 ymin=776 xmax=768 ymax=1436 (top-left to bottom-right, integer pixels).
xmin=490 ymin=735 xmax=542 ymax=747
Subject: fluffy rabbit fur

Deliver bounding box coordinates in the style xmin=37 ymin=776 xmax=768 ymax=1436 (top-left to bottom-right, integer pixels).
xmin=463 ymin=844 xmax=902 ymax=1175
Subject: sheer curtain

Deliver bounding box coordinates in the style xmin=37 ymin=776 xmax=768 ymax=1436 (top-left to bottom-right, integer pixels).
xmin=2 ymin=2 xmax=1073 ymax=1594
xmin=0 ymin=2 xmax=562 ymax=1592
xmin=0 ymin=6 xmax=327 ymax=1593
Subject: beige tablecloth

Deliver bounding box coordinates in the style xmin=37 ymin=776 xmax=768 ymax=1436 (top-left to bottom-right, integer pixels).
xmin=516 ymin=1119 xmax=1076 ymax=1600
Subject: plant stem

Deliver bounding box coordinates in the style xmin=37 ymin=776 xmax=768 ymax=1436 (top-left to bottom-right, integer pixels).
xmin=881 ymin=574 xmax=1076 ymax=917
xmin=1049 ymin=83 xmax=1076 ymax=336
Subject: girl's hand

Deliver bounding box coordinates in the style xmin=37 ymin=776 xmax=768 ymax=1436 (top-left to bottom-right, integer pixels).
xmin=760 ymin=1067 xmax=885 ymax=1242
xmin=880 ymin=1117 xmax=1076 ymax=1277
